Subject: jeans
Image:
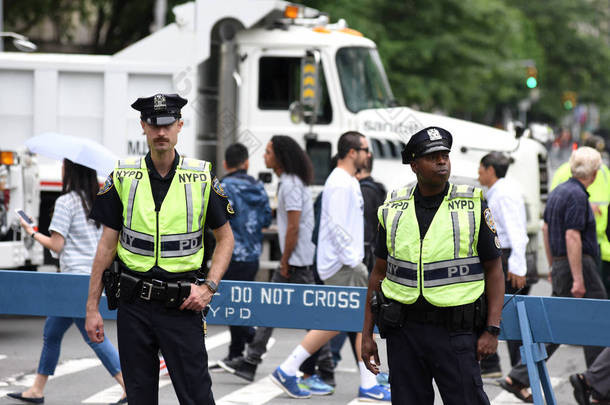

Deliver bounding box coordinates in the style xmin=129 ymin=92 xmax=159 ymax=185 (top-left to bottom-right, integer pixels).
xmin=38 ymin=316 xmax=121 ymax=376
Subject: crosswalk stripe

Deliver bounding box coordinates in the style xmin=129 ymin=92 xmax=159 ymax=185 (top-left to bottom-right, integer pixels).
xmin=0 ymin=355 xmax=7 ymax=361
xmin=491 ymin=377 xmax=562 ymax=404
xmin=1 ymin=358 xmax=101 ymax=387
xmin=82 ymin=378 xmax=173 ymax=403
xmin=215 ymin=336 xmax=279 ymax=404
xmin=346 ymin=399 xmax=378 ymax=404
xmin=206 ymin=330 xmax=232 ymax=351
xmin=216 ymin=376 xmax=283 ymax=405
xmin=82 ymin=383 xmax=124 ymax=404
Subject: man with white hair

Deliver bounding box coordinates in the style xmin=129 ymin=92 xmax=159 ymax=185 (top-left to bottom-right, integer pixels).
xmin=500 ymin=146 xmax=608 ymax=403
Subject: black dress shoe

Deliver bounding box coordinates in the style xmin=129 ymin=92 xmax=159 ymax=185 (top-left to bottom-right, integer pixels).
xmin=108 ymin=396 xmax=128 ymax=404
xmin=6 ymin=392 xmax=45 ymax=403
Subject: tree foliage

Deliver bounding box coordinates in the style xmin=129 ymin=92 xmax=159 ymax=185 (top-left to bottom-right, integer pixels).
xmin=298 ymin=0 xmax=610 ymax=128
xmin=3 ymin=0 xmax=185 ymax=54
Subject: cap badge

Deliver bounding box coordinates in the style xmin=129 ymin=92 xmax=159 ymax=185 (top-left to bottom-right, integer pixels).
xmin=427 ymin=128 xmax=442 ymax=141
xmin=153 ymin=94 xmax=166 ymax=111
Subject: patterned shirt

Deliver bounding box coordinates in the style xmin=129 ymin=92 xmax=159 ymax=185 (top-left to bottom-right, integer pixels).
xmin=49 ymin=191 xmax=102 ymax=274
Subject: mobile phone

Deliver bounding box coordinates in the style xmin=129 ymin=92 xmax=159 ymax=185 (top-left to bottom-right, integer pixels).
xmin=15 ymin=209 xmax=33 ymax=225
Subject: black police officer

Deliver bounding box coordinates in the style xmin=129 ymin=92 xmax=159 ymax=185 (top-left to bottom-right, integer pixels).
xmin=85 ymin=93 xmax=234 ymax=405
xmin=361 ymin=126 xmax=505 ymax=404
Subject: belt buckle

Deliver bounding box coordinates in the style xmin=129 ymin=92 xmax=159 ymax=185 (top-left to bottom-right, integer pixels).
xmin=140 ymin=281 xmax=153 ymax=300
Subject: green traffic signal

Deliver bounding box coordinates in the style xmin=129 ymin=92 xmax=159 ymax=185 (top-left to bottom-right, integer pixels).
xmin=525 ymin=65 xmax=538 ymax=89
xmin=526 ymin=77 xmax=538 ymax=89
xmin=563 ymin=100 xmax=573 ymax=110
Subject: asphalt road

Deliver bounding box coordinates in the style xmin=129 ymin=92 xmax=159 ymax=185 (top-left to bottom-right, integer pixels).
xmin=0 ymin=279 xmax=586 ymax=404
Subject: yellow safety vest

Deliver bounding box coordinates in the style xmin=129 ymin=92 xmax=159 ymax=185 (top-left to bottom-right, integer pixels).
xmin=551 ymin=163 xmax=610 ymax=261
xmin=377 ymin=184 xmax=485 ymax=307
xmin=114 ymin=156 xmax=212 ymax=273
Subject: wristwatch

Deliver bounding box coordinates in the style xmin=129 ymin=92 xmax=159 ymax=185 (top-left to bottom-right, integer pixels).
xmin=485 ymin=325 xmax=501 ymax=336
xmin=203 ymin=279 xmax=218 ymax=294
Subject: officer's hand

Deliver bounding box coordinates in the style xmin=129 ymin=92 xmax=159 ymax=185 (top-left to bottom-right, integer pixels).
xmin=85 ymin=311 xmax=105 ymax=343
xmin=477 ymin=332 xmax=498 ymax=361
xmin=507 ymin=272 xmax=526 ymax=289
xmin=361 ymin=334 xmax=380 ymax=375
xmin=571 ymin=279 xmax=586 ymax=298
xmin=179 ymin=283 xmax=212 ymax=311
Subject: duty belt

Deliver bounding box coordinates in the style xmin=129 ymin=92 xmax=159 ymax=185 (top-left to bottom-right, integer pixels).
xmin=400 ymin=298 xmax=484 ymax=332
xmin=119 ymin=272 xmax=195 ymax=307
xmin=139 ymin=279 xmax=169 ymax=301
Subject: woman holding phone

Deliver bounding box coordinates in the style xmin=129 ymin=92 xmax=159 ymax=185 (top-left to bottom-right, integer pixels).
xmin=7 ymin=159 xmax=126 ymax=404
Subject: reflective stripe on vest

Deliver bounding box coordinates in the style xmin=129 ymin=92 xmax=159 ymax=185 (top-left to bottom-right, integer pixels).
xmin=114 ymin=156 xmax=212 ymax=273
xmin=377 ymin=183 xmax=484 ymax=307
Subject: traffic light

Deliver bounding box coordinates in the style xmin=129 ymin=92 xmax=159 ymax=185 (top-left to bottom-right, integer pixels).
xmin=561 ymin=91 xmax=577 ymax=110
xmin=526 ymin=66 xmax=538 ymax=89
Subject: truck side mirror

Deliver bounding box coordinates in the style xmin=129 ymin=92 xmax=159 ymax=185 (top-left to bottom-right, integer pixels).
xmin=289 ymin=101 xmax=305 ymax=124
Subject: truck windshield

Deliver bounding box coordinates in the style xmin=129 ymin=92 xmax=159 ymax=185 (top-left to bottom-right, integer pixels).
xmin=336 ymin=47 xmax=395 ymax=113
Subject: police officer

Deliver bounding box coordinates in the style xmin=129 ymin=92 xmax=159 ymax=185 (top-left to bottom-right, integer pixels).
xmin=361 ymin=126 xmax=505 ymax=404
xmin=85 ymin=93 xmax=234 ymax=405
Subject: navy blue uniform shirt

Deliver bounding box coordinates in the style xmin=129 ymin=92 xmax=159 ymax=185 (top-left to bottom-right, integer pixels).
xmin=543 ymin=177 xmax=599 ymax=259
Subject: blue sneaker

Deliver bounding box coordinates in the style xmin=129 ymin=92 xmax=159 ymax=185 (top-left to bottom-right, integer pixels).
xmin=376 ymin=371 xmax=390 ymax=386
xmin=270 ymin=367 xmax=312 ymax=399
xmin=359 ymin=384 xmax=391 ymax=402
xmin=298 ymin=374 xmax=334 ymax=395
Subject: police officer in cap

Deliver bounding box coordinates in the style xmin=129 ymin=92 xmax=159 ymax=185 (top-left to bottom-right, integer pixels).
xmin=85 ymin=93 xmax=234 ymax=405
xmin=361 ymin=126 xmax=505 ymax=404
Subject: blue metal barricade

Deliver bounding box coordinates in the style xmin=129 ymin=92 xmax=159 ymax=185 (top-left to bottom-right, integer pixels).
xmin=2 ymin=270 xmax=609 ymax=404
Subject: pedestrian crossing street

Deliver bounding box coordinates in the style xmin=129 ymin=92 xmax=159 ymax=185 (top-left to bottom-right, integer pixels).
xmin=0 ymin=328 xmax=566 ymax=404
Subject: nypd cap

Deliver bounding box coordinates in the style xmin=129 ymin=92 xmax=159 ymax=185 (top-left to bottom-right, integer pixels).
xmin=402 ymin=126 xmax=453 ymax=164
xmin=131 ymin=93 xmax=187 ymax=126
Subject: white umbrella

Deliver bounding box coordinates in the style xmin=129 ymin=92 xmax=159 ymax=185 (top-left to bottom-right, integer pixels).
xmin=25 ymin=133 xmax=118 ymax=177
